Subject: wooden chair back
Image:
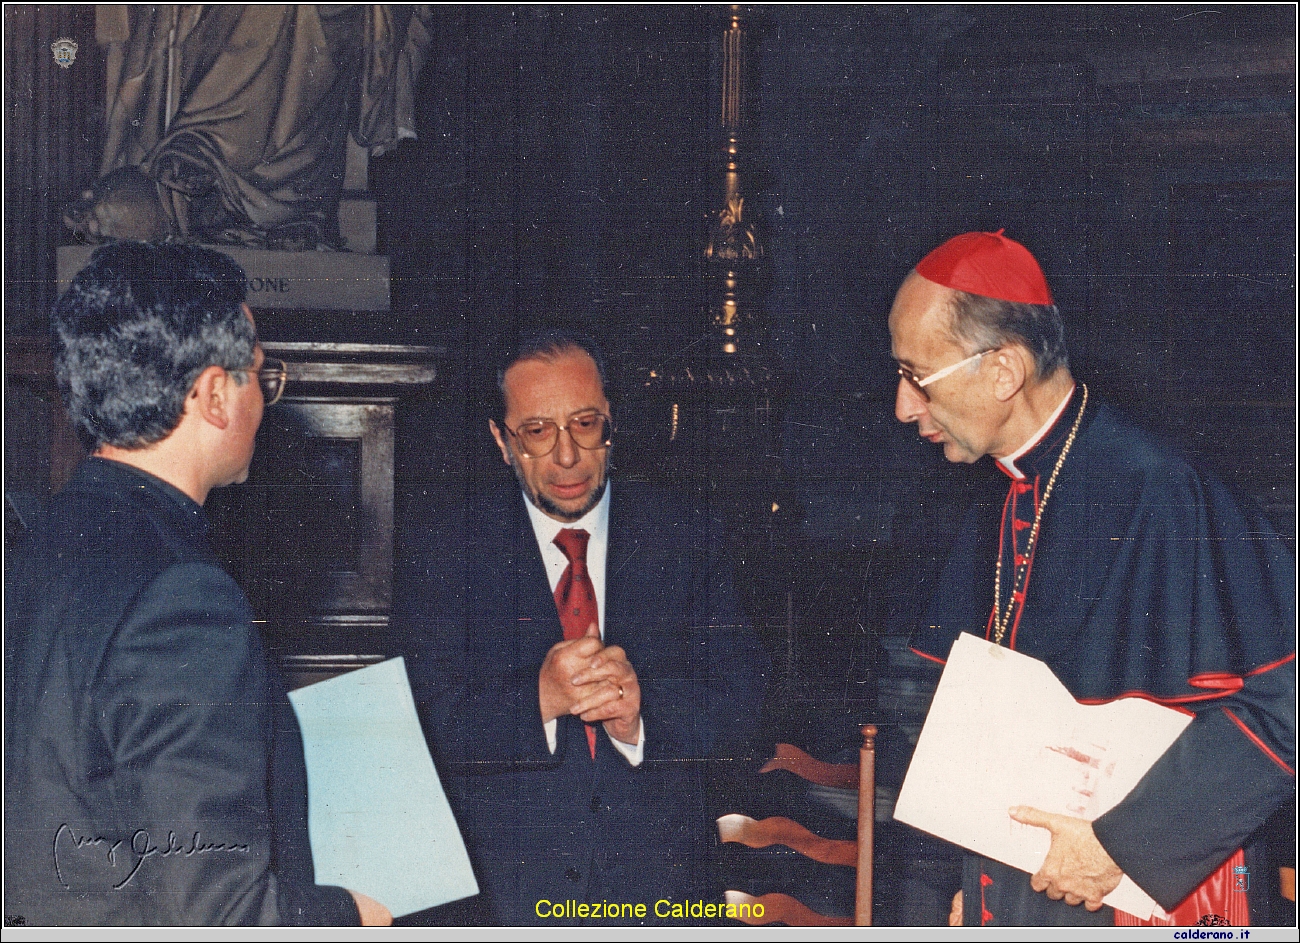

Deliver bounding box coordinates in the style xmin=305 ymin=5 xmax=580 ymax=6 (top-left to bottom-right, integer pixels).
xmin=718 ymin=724 xmax=877 ymax=926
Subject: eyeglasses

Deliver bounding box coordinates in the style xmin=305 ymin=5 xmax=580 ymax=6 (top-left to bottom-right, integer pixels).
xmin=502 ymin=410 xmax=613 ymax=458
xmin=258 ymin=357 xmax=288 ymax=406
xmin=232 ymin=357 xmax=288 ymax=406
xmin=896 ymin=349 xmax=994 ymax=401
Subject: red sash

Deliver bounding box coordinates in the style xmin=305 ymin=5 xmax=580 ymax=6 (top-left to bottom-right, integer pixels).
xmin=1114 ymin=849 xmax=1249 ymax=927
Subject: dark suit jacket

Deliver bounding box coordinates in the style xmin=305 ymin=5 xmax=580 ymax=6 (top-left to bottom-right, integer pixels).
xmin=4 ymin=459 xmax=358 ymax=926
xmin=396 ymin=481 xmax=768 ymax=924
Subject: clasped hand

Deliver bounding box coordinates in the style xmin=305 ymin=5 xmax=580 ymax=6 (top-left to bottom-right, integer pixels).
xmin=539 ymin=623 xmax=641 ymax=744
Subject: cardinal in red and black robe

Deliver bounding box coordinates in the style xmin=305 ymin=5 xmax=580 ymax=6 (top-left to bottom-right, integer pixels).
xmin=912 ymin=390 xmax=1295 ymax=926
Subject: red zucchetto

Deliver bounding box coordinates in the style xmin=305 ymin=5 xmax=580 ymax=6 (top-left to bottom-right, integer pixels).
xmin=915 ymin=229 xmax=1054 ymax=306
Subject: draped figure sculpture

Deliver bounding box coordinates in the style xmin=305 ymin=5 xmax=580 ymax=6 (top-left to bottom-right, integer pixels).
xmin=65 ymin=5 xmax=434 ymax=249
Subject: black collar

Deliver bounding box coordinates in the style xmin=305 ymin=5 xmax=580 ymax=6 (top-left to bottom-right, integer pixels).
xmin=71 ymin=458 xmax=210 ymax=540
xmin=1006 ymin=387 xmax=1088 ymax=481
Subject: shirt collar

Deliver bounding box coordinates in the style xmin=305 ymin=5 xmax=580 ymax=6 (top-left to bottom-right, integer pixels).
xmin=996 ymin=384 xmax=1076 ymax=481
xmin=522 ymin=481 xmax=611 ymax=549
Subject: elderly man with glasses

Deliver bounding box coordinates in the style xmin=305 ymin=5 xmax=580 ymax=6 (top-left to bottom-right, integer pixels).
xmin=395 ymin=329 xmax=768 ymax=925
xmin=891 ymin=231 xmax=1294 ymax=927
xmin=4 ymin=242 xmax=390 ymax=925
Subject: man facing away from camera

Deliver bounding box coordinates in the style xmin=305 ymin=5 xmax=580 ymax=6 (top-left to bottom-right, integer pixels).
xmin=891 ymin=230 xmax=1294 ymax=926
xmin=4 ymin=241 xmax=390 ymax=925
xmin=396 ymin=329 xmax=769 ymax=924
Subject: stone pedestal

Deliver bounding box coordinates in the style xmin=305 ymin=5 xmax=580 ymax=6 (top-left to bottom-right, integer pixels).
xmin=57 ymin=245 xmax=391 ymax=312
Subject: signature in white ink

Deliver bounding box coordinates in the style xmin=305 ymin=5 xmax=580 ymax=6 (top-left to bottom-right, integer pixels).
xmin=53 ymin=824 xmax=250 ymax=890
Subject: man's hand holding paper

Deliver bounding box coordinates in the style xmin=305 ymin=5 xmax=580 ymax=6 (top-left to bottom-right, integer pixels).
xmin=1010 ymin=806 xmax=1123 ymax=910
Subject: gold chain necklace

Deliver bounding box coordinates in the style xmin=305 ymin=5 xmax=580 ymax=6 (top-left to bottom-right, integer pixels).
xmin=990 ymin=383 xmax=1088 ymax=646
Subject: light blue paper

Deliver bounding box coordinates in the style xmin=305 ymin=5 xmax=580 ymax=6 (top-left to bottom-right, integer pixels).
xmin=288 ymin=657 xmax=479 ymax=918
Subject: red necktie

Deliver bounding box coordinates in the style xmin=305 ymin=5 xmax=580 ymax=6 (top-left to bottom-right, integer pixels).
xmin=553 ymin=527 xmax=598 ymax=759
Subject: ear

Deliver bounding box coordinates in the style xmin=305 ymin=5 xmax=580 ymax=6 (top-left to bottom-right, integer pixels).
xmin=488 ymin=419 xmax=513 ymax=466
xmin=990 ymin=346 xmax=1029 ymax=403
xmin=190 ymin=365 xmax=233 ymax=430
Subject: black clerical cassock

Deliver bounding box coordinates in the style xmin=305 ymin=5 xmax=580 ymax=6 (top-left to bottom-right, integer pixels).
xmin=913 ymin=390 xmax=1295 ymax=927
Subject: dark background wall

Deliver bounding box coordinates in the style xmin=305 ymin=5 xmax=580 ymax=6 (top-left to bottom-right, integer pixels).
xmin=371 ymin=7 xmax=1295 ymax=747
xmin=323 ymin=6 xmax=1292 ymax=539
xmin=5 ymin=5 xmax=1295 ymax=739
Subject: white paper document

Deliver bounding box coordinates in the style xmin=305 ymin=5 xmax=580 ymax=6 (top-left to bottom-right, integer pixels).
xmin=288 ymin=657 xmax=479 ymax=918
xmin=894 ymin=632 xmax=1194 ymax=920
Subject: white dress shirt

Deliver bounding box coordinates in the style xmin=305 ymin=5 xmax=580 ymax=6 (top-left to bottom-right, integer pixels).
xmin=522 ymin=484 xmax=645 ymax=765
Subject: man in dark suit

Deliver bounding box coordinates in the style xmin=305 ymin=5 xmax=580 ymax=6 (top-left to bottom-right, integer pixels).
xmin=4 ymin=242 xmax=389 ymax=925
xmin=396 ymin=330 xmax=768 ymax=925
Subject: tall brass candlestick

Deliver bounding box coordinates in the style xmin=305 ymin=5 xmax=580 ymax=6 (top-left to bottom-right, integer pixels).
xmin=705 ymin=7 xmax=766 ymax=356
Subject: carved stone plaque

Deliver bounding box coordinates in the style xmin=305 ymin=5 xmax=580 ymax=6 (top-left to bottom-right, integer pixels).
xmin=57 ymin=245 xmax=391 ymax=311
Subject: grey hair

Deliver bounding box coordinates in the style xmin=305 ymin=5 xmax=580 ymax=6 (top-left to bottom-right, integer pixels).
xmin=51 ymin=241 xmax=255 ymax=450
xmin=946 ymin=290 xmax=1068 ymax=379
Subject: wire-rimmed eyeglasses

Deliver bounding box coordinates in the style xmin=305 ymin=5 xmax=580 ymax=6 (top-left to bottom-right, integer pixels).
xmin=232 ymin=357 xmax=288 ymax=406
xmin=260 ymin=357 xmax=288 ymax=405
xmin=502 ymin=410 xmax=613 ymax=458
